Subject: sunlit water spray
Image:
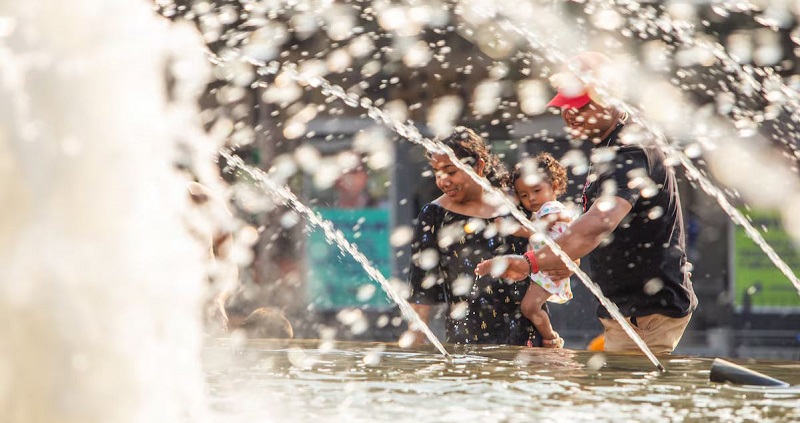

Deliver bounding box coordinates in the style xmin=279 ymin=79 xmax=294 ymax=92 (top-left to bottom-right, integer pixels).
xmin=476 ymin=7 xmax=800 ymax=298
xmin=177 ymin=0 xmax=796 ymax=372
xmin=226 ymin=57 xmax=666 ymax=370
xmin=215 ymin=0 xmax=800 ymax=300
xmin=577 ymin=0 xmax=800 ymax=162
xmin=219 ymin=150 xmax=452 ymax=359
xmin=0 ymin=1 xmax=217 ymax=422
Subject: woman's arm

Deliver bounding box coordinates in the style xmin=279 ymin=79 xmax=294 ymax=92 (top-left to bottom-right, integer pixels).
xmin=401 ymin=204 xmax=444 ymax=345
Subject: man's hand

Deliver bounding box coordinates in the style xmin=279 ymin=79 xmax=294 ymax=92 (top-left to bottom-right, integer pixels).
xmin=474 ymin=255 xmax=531 ymax=281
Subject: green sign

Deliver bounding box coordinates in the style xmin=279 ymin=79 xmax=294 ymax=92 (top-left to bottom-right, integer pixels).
xmin=733 ymin=208 xmax=800 ymax=310
xmin=306 ymin=208 xmax=393 ymax=309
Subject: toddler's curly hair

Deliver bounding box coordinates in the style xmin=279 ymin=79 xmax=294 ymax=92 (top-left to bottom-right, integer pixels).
xmin=511 ymin=152 xmax=567 ymax=197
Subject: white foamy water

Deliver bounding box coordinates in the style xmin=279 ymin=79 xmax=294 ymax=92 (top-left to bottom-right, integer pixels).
xmin=0 ymin=1 xmax=215 ymax=422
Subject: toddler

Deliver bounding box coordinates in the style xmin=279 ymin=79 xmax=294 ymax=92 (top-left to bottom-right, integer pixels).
xmin=512 ymin=153 xmax=574 ymax=348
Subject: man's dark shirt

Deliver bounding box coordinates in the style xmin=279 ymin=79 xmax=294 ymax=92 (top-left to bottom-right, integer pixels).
xmin=582 ymin=124 xmax=698 ymax=319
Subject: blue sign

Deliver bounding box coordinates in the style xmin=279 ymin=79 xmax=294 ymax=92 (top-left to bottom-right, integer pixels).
xmin=306 ymin=208 xmax=393 ymax=309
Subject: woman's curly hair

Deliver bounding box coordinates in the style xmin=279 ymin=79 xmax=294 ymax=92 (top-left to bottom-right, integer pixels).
xmin=432 ymin=127 xmax=510 ymax=188
xmin=511 ymin=152 xmax=567 ymax=198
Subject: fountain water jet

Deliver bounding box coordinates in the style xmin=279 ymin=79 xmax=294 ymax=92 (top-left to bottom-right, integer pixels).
xmin=219 ymin=150 xmax=452 ymax=359
xmin=222 ymin=57 xmax=667 ymax=370
xmin=170 ymin=0 xmax=799 ymax=371
xmin=0 ymin=1 xmax=223 ymax=422
xmin=575 ymin=0 xmax=800 ymax=165
xmin=474 ymin=9 xmax=800 ymax=298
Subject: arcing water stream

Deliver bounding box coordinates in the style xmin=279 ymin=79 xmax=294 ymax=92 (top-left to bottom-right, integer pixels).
xmin=219 ymin=150 xmax=451 ymax=358
xmin=475 ymin=7 xmax=800 ymax=298
xmin=6 ymin=1 xmax=800 ymax=422
xmin=219 ymin=57 xmax=667 ymax=370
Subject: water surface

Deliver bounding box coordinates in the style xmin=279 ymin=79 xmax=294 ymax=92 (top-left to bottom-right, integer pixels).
xmin=204 ymin=339 xmax=800 ymax=422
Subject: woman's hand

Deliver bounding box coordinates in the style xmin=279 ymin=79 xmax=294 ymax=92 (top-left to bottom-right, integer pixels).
xmin=475 ymin=255 xmax=531 ymax=281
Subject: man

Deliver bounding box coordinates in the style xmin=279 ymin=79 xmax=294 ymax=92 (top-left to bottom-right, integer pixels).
xmin=475 ymin=52 xmax=697 ymax=354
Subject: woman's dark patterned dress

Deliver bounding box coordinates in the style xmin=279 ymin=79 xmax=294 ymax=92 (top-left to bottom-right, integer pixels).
xmin=408 ymin=203 xmax=545 ymax=346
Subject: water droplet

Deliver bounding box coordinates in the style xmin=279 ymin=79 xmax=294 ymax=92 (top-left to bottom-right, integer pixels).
xmin=473 ymin=81 xmax=503 ymax=115
xmin=438 ymin=223 xmax=465 ymax=248
xmin=452 ymin=275 xmax=474 ymax=296
xmin=643 ymin=278 xmax=664 ymax=296
xmin=490 ymin=257 xmax=509 ymax=278
xmin=418 ymin=248 xmax=439 ymax=270
xmin=711 ymin=5 xmax=730 ymax=18
xmin=421 ymin=275 xmax=437 ymax=289
xmin=376 ymin=315 xmax=390 ymax=328
xmin=591 ymin=147 xmax=617 ymax=164
xmin=398 ymin=331 xmax=417 ymax=348
xmin=449 ymin=301 xmax=468 ymax=320
xmin=280 ymin=211 xmax=300 ymax=228
xmin=404 ymin=41 xmax=432 ymax=68
xmin=591 ymin=9 xmax=624 ymax=31
xmin=357 ymin=284 xmax=377 ymax=302
xmin=287 ymin=347 xmax=317 ymax=369
xmin=362 ymin=350 xmax=382 ymax=367
xmin=464 ymin=218 xmax=486 ymax=234
xmin=596 ymin=197 xmax=615 ymax=212
xmin=237 ymin=226 xmax=260 ymax=246
xmin=601 ymin=180 xmax=618 ymax=197
xmin=390 ymin=226 xmax=414 ymax=247
xmin=428 ymin=95 xmax=463 ymax=137
xmin=647 ymin=206 xmax=664 ymax=220
xmin=684 ymin=143 xmax=703 ymax=159
xmin=586 ymin=353 xmax=606 ymax=371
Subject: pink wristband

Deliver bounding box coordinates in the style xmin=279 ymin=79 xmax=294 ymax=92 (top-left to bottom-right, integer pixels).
xmin=523 ymin=251 xmax=540 ymax=275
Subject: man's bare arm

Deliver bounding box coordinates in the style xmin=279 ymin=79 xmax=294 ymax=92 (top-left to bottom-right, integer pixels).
xmin=475 ymin=197 xmax=632 ymax=279
xmin=536 ymin=196 xmax=633 ymax=270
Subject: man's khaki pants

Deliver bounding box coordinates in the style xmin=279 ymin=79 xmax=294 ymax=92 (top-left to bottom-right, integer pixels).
xmin=599 ymin=313 xmax=692 ymax=354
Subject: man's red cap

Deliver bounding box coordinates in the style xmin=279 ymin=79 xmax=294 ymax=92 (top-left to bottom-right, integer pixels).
xmin=546 ymin=51 xmax=614 ymax=110
xmin=546 ymin=91 xmax=591 ymax=110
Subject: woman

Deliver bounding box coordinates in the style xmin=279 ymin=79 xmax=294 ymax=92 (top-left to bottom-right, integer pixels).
xmin=404 ymin=127 xmax=546 ymax=346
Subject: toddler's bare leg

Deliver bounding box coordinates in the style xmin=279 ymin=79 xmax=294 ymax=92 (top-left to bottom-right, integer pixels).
xmin=521 ymin=283 xmax=558 ymax=343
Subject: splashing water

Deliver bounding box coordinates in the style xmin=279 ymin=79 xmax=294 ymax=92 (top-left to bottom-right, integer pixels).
xmin=9 ymin=1 xmax=800 ymax=422
xmin=0 ymin=1 xmax=215 ymax=422
xmin=576 ymin=0 xmax=800 ymax=165
xmin=219 ymin=150 xmax=451 ymax=359
xmin=476 ymin=7 xmax=800 ymax=298
xmin=432 ymin=0 xmax=800 ymax=300
xmin=203 ymin=0 xmax=800 ymax=304
xmin=225 ymin=57 xmax=666 ymax=371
